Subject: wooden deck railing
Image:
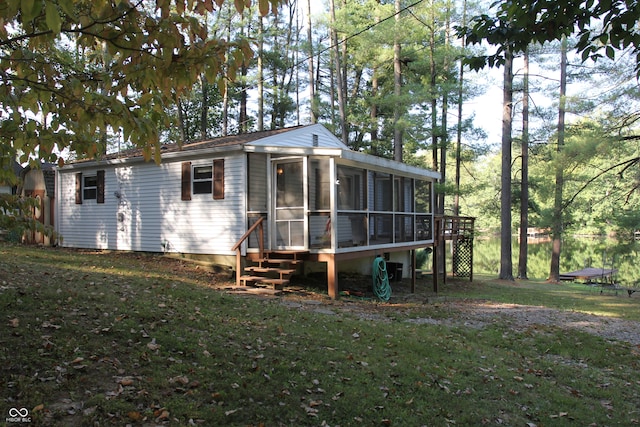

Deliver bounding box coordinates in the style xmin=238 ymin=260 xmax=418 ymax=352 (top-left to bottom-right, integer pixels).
xmin=435 ymin=215 xmax=475 ymax=240
xmin=231 ymin=217 xmax=265 ymax=286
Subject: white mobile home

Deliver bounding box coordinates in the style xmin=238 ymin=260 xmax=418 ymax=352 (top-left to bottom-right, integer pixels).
xmin=56 ymin=124 xmax=439 ymax=298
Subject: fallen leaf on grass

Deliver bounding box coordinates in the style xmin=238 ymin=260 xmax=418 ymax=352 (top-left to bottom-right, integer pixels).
xmin=301 ymin=404 xmax=319 ymax=417
xmin=8 ymin=318 xmax=19 ymax=327
xmin=118 ymin=377 xmax=135 ymax=386
xmin=169 ymin=375 xmax=189 ymax=385
xmin=42 ymin=320 xmax=61 ymax=329
xmin=128 ymin=411 xmax=143 ymax=421
xmin=155 ymin=409 xmax=170 ymax=422
xmin=600 ymin=400 xmax=614 ymax=410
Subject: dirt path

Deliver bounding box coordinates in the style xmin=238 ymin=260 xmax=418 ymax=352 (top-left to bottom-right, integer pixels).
xmin=273 ymin=296 xmax=640 ymax=345
xmin=214 ymin=266 xmax=640 ymax=346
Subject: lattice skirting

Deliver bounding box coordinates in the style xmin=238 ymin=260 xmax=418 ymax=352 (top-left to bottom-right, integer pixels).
xmin=452 ymin=238 xmax=473 ymax=278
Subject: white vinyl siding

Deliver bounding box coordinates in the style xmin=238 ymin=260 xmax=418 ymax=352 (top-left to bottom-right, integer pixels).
xmin=58 ymin=153 xmax=245 ymax=255
xmin=250 ymin=124 xmax=347 ymax=150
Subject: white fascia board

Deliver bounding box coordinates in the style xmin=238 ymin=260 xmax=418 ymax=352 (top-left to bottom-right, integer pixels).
xmin=243 ymin=145 xmax=343 ymax=157
xmin=339 ymin=150 xmax=441 ymax=180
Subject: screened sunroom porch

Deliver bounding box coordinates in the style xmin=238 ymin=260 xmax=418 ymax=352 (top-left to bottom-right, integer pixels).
xmin=245 ymin=151 xmax=437 ymax=255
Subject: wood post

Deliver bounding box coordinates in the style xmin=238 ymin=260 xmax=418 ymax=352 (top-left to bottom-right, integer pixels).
xmin=411 ymin=249 xmax=416 ymax=293
xmin=327 ymin=254 xmax=338 ymax=299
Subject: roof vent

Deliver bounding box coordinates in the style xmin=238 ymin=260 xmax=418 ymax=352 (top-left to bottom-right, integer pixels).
xmin=312 ymin=134 xmax=319 ymax=147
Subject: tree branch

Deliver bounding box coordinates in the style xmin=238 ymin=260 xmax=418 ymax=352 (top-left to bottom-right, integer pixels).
xmin=563 ymin=156 xmax=640 ymax=210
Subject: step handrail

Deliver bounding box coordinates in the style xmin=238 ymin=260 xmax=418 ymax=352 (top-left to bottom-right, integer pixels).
xmin=232 ymin=216 xmax=265 ymax=286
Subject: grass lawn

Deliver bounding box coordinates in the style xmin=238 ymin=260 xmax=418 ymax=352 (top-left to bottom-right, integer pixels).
xmin=1 ymin=243 xmax=639 ymax=426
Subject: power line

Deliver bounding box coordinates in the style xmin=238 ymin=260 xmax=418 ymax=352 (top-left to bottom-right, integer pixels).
xmin=225 ymin=0 xmax=427 ymax=109
xmin=290 ymin=0 xmax=426 ymax=72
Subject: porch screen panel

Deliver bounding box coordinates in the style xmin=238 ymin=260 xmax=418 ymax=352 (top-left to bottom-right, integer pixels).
xmin=416 ymin=214 xmax=433 ymax=240
xmin=310 ymin=158 xmax=330 ymax=210
xmin=248 ymin=154 xmax=268 ymax=249
xmin=370 ymin=172 xmax=393 ymax=244
xmin=337 ymin=212 xmax=367 ymax=248
xmin=373 ymin=172 xmax=392 ymax=211
xmin=275 ymin=160 xmax=304 ymax=248
xmin=396 ymin=177 xmax=413 ymax=212
xmin=415 ymin=180 xmax=433 ymax=241
xmin=309 ymin=158 xmax=331 ymax=249
xmin=395 ymin=214 xmax=414 ymax=242
xmin=415 ymin=180 xmax=432 ymax=213
xmin=370 ymin=214 xmax=393 ymax=244
xmin=337 ymin=166 xmax=365 ymax=210
xmin=248 ymin=154 xmax=267 ymax=212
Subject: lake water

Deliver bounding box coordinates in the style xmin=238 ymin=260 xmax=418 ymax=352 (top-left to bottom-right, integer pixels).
xmin=470 ymin=236 xmax=640 ymax=285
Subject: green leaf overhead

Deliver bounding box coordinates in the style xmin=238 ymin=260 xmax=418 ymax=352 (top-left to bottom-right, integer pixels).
xmin=457 ymin=0 xmax=640 ymax=75
xmin=0 ymin=0 xmax=284 ymax=180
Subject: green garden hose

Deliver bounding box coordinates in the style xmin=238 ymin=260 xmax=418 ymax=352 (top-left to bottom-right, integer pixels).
xmin=372 ymin=257 xmax=391 ymax=302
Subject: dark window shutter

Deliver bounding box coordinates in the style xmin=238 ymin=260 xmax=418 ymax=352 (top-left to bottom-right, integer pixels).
xmin=97 ymin=170 xmax=105 ymax=204
xmin=181 ymin=162 xmax=192 ymax=201
xmin=75 ymin=173 xmax=82 ymax=204
xmin=213 ymin=159 xmax=224 ymax=200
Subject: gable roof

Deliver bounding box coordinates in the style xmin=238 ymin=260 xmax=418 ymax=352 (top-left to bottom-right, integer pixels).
xmin=61 ymin=124 xmax=439 ymax=180
xmin=94 ymin=124 xmax=345 ymax=163
xmin=21 ymin=161 xmax=56 ymax=196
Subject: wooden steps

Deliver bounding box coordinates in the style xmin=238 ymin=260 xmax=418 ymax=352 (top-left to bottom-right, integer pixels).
xmin=239 ymin=250 xmax=307 ymax=290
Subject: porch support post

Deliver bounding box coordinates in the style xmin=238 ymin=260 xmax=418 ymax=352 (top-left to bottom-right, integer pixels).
xmin=432 ymin=243 xmax=438 ymax=293
xmin=411 ymin=249 xmax=416 ymax=293
xmin=327 ymin=254 xmax=338 ymax=299
xmin=236 ymin=251 xmax=241 ymax=287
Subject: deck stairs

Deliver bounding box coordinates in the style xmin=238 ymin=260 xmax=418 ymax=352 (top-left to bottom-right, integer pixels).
xmin=239 ymin=250 xmax=307 ymax=290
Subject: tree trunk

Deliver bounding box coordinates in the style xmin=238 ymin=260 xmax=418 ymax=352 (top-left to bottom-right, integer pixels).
xmin=439 ymin=0 xmax=452 ymax=218
xmin=499 ymin=47 xmax=514 ymax=281
xmin=454 ymin=0 xmax=467 ymax=216
xmin=305 ymin=0 xmax=317 ymax=124
xmin=257 ymin=16 xmax=264 ymax=131
xmin=393 ymin=0 xmax=403 ymax=162
xmin=200 ymin=76 xmax=208 ymax=139
xmin=222 ymin=11 xmax=230 ymax=136
xmin=549 ymin=36 xmax=568 ymax=282
xmin=176 ymin=95 xmax=187 ymax=143
xmin=517 ymin=48 xmax=530 ymax=280
xmin=429 ymin=2 xmax=438 ymax=177
xmin=329 ymin=0 xmax=348 ymax=145
xmin=238 ymin=10 xmax=248 ymax=133
xmin=370 ymin=0 xmax=381 ymax=153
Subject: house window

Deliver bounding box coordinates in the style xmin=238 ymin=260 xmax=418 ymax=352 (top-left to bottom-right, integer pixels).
xmin=181 ymin=160 xmax=224 ymax=200
xmin=193 ymin=165 xmax=213 ymax=194
xmin=83 ymin=175 xmax=98 ymax=200
xmin=75 ymin=170 xmax=105 ymax=204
